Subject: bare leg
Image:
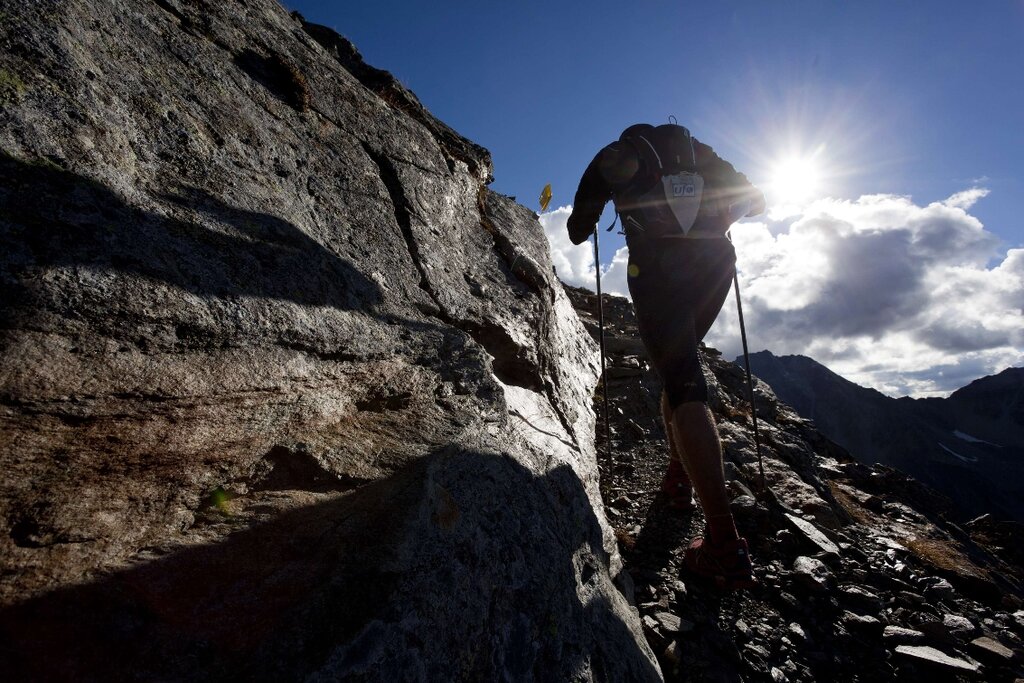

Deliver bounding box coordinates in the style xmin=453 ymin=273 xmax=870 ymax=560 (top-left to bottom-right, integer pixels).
xmin=660 ymin=391 xmax=694 ymax=507
xmin=660 ymin=391 xmax=683 ymax=463
xmin=671 ymin=401 xmax=738 ymax=544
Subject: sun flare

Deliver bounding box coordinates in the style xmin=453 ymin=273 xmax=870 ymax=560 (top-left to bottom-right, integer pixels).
xmin=769 ymin=155 xmax=822 ymax=205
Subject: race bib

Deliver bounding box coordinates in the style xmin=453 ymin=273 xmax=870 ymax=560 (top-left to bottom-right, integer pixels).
xmin=662 ymin=172 xmax=703 ymax=235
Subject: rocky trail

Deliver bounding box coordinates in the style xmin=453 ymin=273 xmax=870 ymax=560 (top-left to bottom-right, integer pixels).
xmin=567 ymin=285 xmax=1024 ymax=682
xmin=1 ymin=0 xmax=1022 ymax=678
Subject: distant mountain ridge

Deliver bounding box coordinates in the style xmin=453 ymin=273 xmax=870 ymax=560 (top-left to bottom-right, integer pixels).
xmin=745 ymin=352 xmax=1024 ymax=522
xmin=941 ymin=368 xmax=1024 ymax=448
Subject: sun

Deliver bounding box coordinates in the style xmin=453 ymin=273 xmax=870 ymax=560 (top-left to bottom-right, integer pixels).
xmin=768 ymin=155 xmax=822 ymax=206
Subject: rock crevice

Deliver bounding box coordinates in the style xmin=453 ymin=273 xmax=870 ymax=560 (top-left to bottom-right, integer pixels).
xmin=0 ymin=0 xmax=656 ymax=679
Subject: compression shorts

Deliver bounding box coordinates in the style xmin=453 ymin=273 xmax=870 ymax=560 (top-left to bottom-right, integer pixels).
xmin=626 ymin=239 xmax=735 ymax=408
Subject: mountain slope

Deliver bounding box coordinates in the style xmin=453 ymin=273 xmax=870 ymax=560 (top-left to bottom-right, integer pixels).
xmin=568 ymin=286 xmax=1024 ymax=682
xmin=1 ymin=0 xmax=1021 ymax=679
xmin=746 ymin=352 xmax=1024 ymax=521
xmin=945 ymin=368 xmax=1024 ymax=447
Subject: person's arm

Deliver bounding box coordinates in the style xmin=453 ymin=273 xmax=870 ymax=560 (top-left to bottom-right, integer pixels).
xmin=566 ymin=146 xmax=615 ymax=245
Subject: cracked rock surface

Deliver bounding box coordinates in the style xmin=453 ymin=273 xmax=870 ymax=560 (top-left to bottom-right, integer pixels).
xmin=0 ymin=1 xmax=658 ymax=680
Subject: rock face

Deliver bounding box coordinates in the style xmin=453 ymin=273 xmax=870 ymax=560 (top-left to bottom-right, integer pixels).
xmin=745 ymin=351 xmax=1024 ymax=522
xmin=566 ymin=286 xmax=1024 ymax=682
xmin=0 ymin=1 xmax=660 ymax=680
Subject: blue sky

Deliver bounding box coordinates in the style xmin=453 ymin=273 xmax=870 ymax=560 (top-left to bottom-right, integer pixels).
xmin=284 ymin=1 xmax=1023 ymax=395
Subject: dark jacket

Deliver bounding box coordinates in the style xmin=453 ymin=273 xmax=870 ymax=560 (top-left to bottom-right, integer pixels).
xmin=566 ymin=135 xmax=765 ymax=245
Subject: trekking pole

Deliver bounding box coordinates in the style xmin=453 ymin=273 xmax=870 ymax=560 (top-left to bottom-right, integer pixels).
xmin=592 ymin=228 xmax=612 ymax=480
xmin=732 ymin=266 xmax=766 ymax=493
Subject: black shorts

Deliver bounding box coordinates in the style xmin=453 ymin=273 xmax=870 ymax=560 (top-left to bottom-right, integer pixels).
xmin=626 ymin=239 xmax=736 ymax=408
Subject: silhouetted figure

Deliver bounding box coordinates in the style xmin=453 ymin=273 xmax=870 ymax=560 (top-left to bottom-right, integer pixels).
xmin=568 ymin=122 xmax=765 ymax=589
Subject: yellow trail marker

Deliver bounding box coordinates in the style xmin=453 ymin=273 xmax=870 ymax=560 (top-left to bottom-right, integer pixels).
xmin=539 ymin=183 xmax=552 ymax=212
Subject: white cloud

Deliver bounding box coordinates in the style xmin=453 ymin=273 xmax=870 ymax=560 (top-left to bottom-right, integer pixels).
xmin=539 ymin=206 xmax=630 ymax=297
xmin=543 ymin=190 xmax=1023 ymax=398
xmin=944 ymin=187 xmax=989 ymax=210
xmin=717 ymin=188 xmax=1022 ymax=396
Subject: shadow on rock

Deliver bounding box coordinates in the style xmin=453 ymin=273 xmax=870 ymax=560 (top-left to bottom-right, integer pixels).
xmin=0 ymin=449 xmax=661 ymax=682
xmin=0 ymin=152 xmax=381 ymax=318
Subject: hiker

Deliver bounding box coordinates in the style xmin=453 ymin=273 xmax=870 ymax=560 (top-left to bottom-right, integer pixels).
xmin=566 ymin=122 xmax=765 ymax=589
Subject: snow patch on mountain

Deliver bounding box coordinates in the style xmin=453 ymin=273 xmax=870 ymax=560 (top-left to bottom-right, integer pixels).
xmin=953 ymin=430 xmax=1002 ymax=447
xmin=938 ymin=442 xmax=978 ymax=463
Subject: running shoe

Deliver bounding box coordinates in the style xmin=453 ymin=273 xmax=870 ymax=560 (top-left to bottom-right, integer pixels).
xmin=684 ymin=536 xmax=757 ymax=590
xmin=659 ymin=459 xmax=694 ymax=511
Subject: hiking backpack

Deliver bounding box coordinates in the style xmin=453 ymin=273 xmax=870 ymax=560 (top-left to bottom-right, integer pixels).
xmin=611 ymin=123 xmax=705 ymax=239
